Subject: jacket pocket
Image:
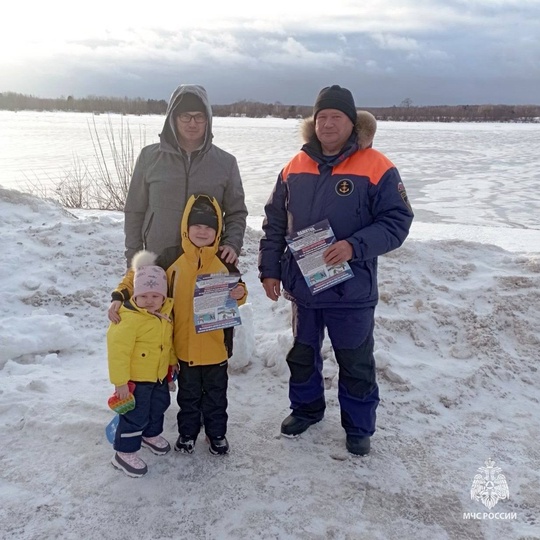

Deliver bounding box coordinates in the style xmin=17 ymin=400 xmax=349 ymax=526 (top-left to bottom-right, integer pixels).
xmin=347 ymin=259 xmax=376 ymax=301
xmin=365 ymin=258 xmax=377 ymax=298
xmin=280 ymin=251 xmax=297 ymax=293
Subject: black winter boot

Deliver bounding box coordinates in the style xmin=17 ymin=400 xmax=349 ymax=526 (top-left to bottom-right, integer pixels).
xmin=280 ymin=414 xmax=320 ymax=438
xmin=174 ymin=434 xmax=197 ymax=454
xmin=208 ymin=435 xmax=229 ymax=455
xmin=346 ymin=435 xmax=371 ymax=456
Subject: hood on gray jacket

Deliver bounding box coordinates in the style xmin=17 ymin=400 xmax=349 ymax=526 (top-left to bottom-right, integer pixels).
xmin=160 ymin=84 xmax=214 ymax=153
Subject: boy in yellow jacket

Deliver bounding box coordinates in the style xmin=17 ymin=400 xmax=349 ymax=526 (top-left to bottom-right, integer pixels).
xmin=109 ymin=195 xmax=247 ymax=455
xmin=107 ymin=251 xmax=177 ymax=477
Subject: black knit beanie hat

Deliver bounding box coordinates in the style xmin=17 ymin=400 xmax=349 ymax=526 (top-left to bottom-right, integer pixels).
xmin=175 ymin=93 xmax=206 ymax=115
xmin=313 ymin=85 xmax=357 ymax=124
xmin=188 ymin=198 xmax=218 ymax=231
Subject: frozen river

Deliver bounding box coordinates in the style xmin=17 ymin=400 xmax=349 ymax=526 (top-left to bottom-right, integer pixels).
xmin=1 ymin=111 xmax=539 ymax=251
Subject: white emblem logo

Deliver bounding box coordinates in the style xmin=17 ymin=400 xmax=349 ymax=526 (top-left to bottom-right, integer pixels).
xmin=470 ymin=458 xmax=509 ymax=509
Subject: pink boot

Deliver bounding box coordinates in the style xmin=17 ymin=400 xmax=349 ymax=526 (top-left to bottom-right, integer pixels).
xmin=111 ymin=452 xmax=148 ymax=477
xmin=142 ymin=435 xmax=171 ymax=455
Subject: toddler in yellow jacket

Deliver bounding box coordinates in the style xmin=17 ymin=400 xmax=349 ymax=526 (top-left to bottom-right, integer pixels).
xmin=107 ymin=250 xmax=177 ymax=478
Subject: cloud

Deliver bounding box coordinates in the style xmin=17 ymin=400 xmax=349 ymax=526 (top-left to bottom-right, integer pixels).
xmin=258 ymin=37 xmax=351 ymax=68
xmin=371 ymin=34 xmax=420 ymax=52
xmin=1 ymin=0 xmax=539 ymax=105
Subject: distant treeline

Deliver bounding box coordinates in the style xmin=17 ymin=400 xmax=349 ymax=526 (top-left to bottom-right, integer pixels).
xmin=0 ymin=92 xmax=168 ymax=115
xmin=1 ymin=92 xmax=539 ymax=123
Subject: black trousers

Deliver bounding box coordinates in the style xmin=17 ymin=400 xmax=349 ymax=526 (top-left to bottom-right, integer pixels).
xmin=177 ymin=360 xmax=228 ymax=438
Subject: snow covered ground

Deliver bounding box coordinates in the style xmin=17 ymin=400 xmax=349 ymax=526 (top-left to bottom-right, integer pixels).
xmin=1 ymin=186 xmax=539 ymax=540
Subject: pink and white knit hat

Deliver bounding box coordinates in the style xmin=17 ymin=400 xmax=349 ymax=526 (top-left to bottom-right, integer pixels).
xmin=132 ymin=251 xmax=167 ymax=299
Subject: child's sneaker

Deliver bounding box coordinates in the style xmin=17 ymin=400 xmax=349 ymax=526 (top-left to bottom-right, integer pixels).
xmin=174 ymin=435 xmax=196 ymax=454
xmin=207 ymin=435 xmax=229 ymax=455
xmin=111 ymin=452 xmax=148 ymax=478
xmin=142 ymin=435 xmax=171 ymax=455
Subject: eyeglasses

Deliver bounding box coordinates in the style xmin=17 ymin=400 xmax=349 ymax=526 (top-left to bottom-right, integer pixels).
xmin=177 ymin=113 xmax=207 ymax=124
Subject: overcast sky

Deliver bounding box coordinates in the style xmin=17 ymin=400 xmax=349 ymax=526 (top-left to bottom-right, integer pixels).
xmin=1 ymin=0 xmax=539 ymax=107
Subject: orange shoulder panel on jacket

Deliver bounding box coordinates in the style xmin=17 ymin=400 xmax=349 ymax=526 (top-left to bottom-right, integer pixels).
xmin=332 ymin=148 xmax=394 ymax=186
xmin=282 ymin=153 xmax=319 ymax=182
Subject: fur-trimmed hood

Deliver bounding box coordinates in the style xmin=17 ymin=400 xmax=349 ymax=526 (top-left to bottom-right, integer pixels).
xmin=301 ymin=110 xmax=377 ymax=150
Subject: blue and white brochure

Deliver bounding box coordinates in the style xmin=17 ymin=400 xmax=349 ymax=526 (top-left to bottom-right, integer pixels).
xmin=194 ymin=273 xmax=242 ymax=333
xmin=286 ymin=219 xmax=354 ymax=295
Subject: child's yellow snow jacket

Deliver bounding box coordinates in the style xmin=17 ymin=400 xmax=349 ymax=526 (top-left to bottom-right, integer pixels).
xmin=112 ymin=195 xmax=247 ymax=366
xmin=107 ymin=298 xmax=175 ymax=386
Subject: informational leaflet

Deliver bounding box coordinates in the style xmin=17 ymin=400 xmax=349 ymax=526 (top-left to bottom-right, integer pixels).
xmin=286 ymin=219 xmax=354 ymax=295
xmin=194 ymin=273 xmax=242 ymax=333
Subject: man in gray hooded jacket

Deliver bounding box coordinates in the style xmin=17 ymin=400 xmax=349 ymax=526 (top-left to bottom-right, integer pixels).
xmin=123 ymin=84 xmax=247 ymax=266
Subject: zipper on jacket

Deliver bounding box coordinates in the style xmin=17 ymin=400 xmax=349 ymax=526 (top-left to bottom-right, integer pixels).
xmin=143 ymin=212 xmax=154 ymax=247
xmin=169 ymin=270 xmax=176 ymax=298
xmin=182 ymin=154 xmax=192 ymax=207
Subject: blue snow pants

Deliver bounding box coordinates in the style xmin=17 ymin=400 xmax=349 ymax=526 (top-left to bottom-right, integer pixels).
xmin=286 ymin=303 xmax=379 ymax=437
xmin=114 ymin=379 xmax=170 ymax=453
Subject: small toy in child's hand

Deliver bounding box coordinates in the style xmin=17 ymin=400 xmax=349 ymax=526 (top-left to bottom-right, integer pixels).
xmin=167 ymin=365 xmax=178 ymax=383
xmin=167 ymin=366 xmax=178 ymax=392
xmin=108 ymin=382 xmax=136 ymax=414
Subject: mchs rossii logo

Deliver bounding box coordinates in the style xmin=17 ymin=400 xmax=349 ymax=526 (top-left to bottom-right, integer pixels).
xmin=463 ymin=458 xmax=516 ymax=520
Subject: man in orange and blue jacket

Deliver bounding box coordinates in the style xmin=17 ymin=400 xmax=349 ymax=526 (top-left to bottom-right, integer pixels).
xmin=258 ymin=85 xmax=414 ymax=456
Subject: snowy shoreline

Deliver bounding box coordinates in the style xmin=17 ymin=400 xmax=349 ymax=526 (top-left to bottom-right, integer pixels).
xmin=1 ymin=188 xmax=539 ymax=539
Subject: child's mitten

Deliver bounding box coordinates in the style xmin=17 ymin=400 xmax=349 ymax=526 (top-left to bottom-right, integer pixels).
xmin=108 ymin=382 xmax=136 ymax=414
